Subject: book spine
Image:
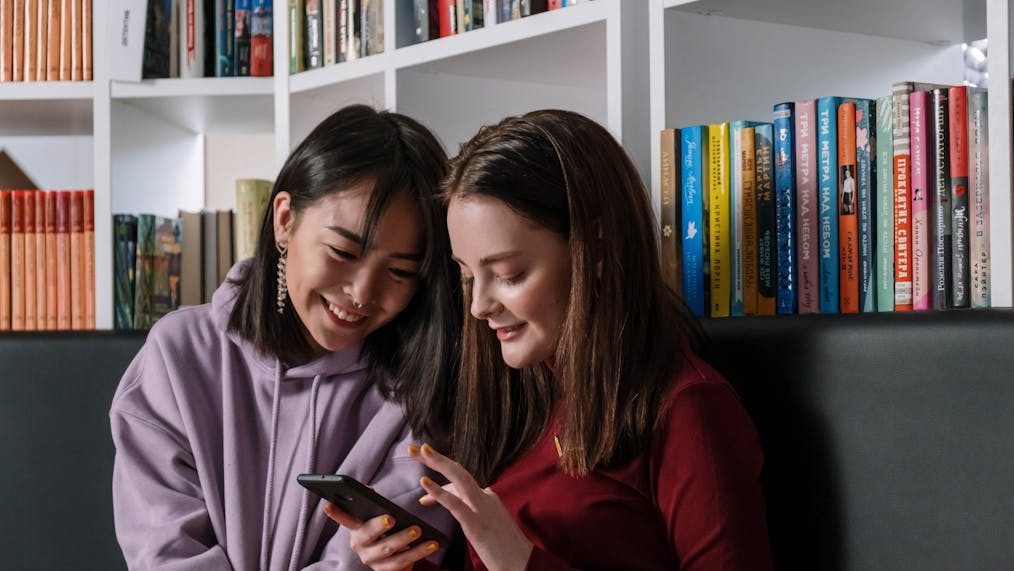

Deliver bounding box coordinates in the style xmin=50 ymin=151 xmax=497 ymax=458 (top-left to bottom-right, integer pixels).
xmin=364 ymin=0 xmax=382 ymax=55
xmin=708 ymin=123 xmax=730 ymax=317
xmin=151 ymin=217 xmax=173 ymax=319
xmin=13 ymin=0 xmax=22 ymax=80
xmin=44 ymin=191 xmax=55 ymax=329
xmin=439 ymin=0 xmax=453 ymax=37
xmin=741 ymin=126 xmax=758 ymax=315
xmin=728 ymin=121 xmax=745 ymax=316
xmin=55 ymin=191 xmax=69 ymax=329
xmin=930 ymin=88 xmax=951 ymax=310
xmin=909 ymin=90 xmax=931 ymax=310
xmin=413 ymin=0 xmax=427 ymax=42
xmin=80 ymin=0 xmax=88 ymax=79
xmin=968 ymin=88 xmax=990 ymax=308
xmin=35 ymin=0 xmax=45 ymax=79
xmin=10 ymin=191 xmax=23 ymax=330
xmin=948 ymin=86 xmax=970 ymax=308
xmin=179 ymin=211 xmax=203 ymax=307
xmin=34 ymin=190 xmax=45 ymax=327
xmin=24 ymin=0 xmax=35 ymax=81
xmin=234 ymin=0 xmax=250 ymax=74
xmin=69 ymin=190 xmax=82 ymax=329
xmin=794 ymin=100 xmax=818 ymax=314
xmin=837 ymin=101 xmax=858 ymax=313
xmin=84 ymin=189 xmax=93 ymax=328
xmin=216 ymin=0 xmax=235 ymax=75
xmin=755 ymin=123 xmax=776 ymax=316
xmin=892 ymin=82 xmax=914 ymax=310
xmin=58 ymin=0 xmax=67 ymax=79
xmin=347 ymin=0 xmax=359 ymax=60
xmin=133 ymin=214 xmax=155 ymax=329
xmin=23 ymin=191 xmax=35 ymax=330
xmin=0 ymin=190 xmax=9 ymax=330
xmin=1 ymin=0 xmax=13 ymax=81
xmin=659 ymin=128 xmax=682 ymax=297
xmin=288 ymin=0 xmax=303 ymax=72
xmin=70 ymin=0 xmax=78 ymax=79
xmin=180 ymin=0 xmax=205 ymax=77
xmin=113 ymin=214 xmax=137 ymax=329
xmin=45 ymin=0 xmax=56 ymax=79
xmin=875 ymin=96 xmax=895 ymax=311
xmin=773 ymin=103 xmax=796 ymax=315
xmin=855 ymin=100 xmax=876 ymax=312
xmin=322 ymin=0 xmax=334 ymax=64
xmin=250 ymin=0 xmax=271 ymax=75
xmin=680 ymin=126 xmax=707 ymax=317
xmin=305 ymin=0 xmax=321 ymax=68
xmin=817 ymin=97 xmax=840 ymax=313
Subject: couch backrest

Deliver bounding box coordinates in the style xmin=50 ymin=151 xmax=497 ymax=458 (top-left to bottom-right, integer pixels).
xmin=702 ymin=310 xmax=1014 ymax=571
xmin=0 ymin=331 xmax=145 ymax=571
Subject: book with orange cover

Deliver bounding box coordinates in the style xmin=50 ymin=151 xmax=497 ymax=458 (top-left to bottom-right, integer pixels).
xmin=57 ymin=0 xmax=67 ymax=79
xmin=12 ymin=0 xmax=23 ymax=81
xmin=79 ymin=0 xmax=86 ymax=78
xmin=45 ymin=0 xmax=56 ymax=79
xmin=56 ymin=190 xmax=69 ymax=329
xmin=1 ymin=0 xmax=13 ymax=81
xmin=34 ymin=0 xmax=44 ymax=79
xmin=24 ymin=0 xmax=35 ymax=80
xmin=838 ymin=101 xmax=859 ymax=313
xmin=0 ymin=190 xmax=10 ymax=330
xmin=23 ymin=190 xmax=35 ymax=329
xmin=44 ymin=189 xmax=55 ymax=328
xmin=69 ymin=189 xmax=82 ymax=328
xmin=35 ymin=189 xmax=45 ymax=328
xmin=68 ymin=0 xmax=76 ymax=79
xmin=84 ymin=188 xmax=93 ymax=328
xmin=11 ymin=190 xmax=24 ymax=330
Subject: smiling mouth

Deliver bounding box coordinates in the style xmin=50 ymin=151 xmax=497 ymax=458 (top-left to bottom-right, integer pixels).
xmin=321 ymin=296 xmax=367 ymax=324
xmin=495 ymin=323 xmax=526 ymax=341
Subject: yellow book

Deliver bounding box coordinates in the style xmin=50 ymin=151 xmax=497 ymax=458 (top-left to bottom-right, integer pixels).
xmin=708 ymin=123 xmax=730 ymax=318
xmin=741 ymin=127 xmax=758 ymax=315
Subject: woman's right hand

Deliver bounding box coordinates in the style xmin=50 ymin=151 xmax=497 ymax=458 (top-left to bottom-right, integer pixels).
xmin=323 ymin=502 xmax=440 ymax=571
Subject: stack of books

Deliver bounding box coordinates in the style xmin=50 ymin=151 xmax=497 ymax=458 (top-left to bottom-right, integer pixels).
xmin=0 ymin=0 xmax=93 ymax=81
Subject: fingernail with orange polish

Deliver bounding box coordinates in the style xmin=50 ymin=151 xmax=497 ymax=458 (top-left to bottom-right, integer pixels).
xmin=425 ymin=542 xmax=439 ymax=553
xmin=420 ymin=476 xmax=435 ymax=488
xmin=407 ymin=527 xmax=419 ymax=540
xmin=421 ymin=443 xmax=435 ymax=456
xmin=407 ymin=443 xmax=421 ymax=455
xmin=381 ymin=516 xmax=392 ymax=527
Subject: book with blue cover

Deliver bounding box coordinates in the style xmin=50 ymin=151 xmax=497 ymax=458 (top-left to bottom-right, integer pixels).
xmin=855 ymin=99 xmax=877 ymax=312
xmin=680 ymin=126 xmax=709 ymax=317
xmin=817 ymin=96 xmax=841 ymax=313
xmin=773 ymin=102 xmax=796 ymax=314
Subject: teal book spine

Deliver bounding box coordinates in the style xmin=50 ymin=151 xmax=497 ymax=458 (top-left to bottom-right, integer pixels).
xmin=875 ymin=95 xmax=895 ymax=311
xmin=855 ymin=99 xmax=877 ymax=312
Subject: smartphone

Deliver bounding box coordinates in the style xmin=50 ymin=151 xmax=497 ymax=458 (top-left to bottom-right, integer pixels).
xmin=297 ymin=473 xmax=450 ymax=548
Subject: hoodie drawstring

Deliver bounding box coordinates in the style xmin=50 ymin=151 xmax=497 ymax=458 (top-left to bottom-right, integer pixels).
xmin=288 ymin=374 xmax=323 ymax=571
xmin=259 ymin=361 xmax=284 ymax=571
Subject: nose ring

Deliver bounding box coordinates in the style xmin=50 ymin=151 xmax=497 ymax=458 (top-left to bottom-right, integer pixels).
xmin=352 ymin=300 xmax=363 ymax=309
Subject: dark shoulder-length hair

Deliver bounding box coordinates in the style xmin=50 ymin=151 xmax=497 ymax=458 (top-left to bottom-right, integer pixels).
xmin=228 ymin=104 xmax=460 ymax=436
xmin=442 ymin=109 xmax=701 ymax=483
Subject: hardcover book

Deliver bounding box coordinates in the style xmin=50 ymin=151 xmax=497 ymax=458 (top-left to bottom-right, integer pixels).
xmin=854 ymin=99 xmax=877 ymax=312
xmin=755 ymin=123 xmax=776 ymax=316
xmin=113 ymin=214 xmax=137 ymax=330
xmin=708 ymin=123 xmax=730 ymax=317
xmin=948 ymin=85 xmax=970 ymax=308
xmin=794 ymin=100 xmax=818 ymax=314
xmin=909 ymin=90 xmax=931 ymax=310
xmin=875 ymin=95 xmax=894 ymax=311
xmin=680 ymin=125 xmax=708 ymax=317
xmin=968 ymin=88 xmax=989 ymax=308
xmin=773 ymin=102 xmax=796 ymax=315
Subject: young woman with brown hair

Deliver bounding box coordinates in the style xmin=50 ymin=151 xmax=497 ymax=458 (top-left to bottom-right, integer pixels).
xmin=329 ymin=110 xmax=774 ymax=570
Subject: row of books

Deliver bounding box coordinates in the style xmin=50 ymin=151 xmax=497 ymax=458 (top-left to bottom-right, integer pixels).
xmin=0 ymin=189 xmax=95 ymax=331
xmin=0 ymin=0 xmax=93 ymax=81
xmin=143 ymin=0 xmax=273 ymax=79
xmin=659 ymin=83 xmax=990 ymax=318
xmin=291 ymin=0 xmax=382 ymax=73
xmin=412 ymin=0 xmax=584 ymax=44
xmin=115 ymin=178 xmax=271 ymax=329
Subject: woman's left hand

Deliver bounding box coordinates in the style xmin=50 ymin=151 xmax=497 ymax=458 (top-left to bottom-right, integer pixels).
xmin=409 ymin=443 xmax=533 ymax=571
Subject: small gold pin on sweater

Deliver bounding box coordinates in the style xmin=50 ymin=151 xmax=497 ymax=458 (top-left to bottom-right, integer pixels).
xmin=554 ymin=435 xmax=563 ymax=457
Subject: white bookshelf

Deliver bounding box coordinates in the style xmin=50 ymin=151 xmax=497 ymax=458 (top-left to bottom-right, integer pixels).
xmin=2 ymin=0 xmax=1011 ymax=330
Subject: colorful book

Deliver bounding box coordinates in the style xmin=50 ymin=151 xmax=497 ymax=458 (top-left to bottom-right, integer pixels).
xmin=34 ymin=190 xmax=46 ymax=328
xmin=304 ymin=0 xmax=321 ymax=68
xmin=930 ymin=88 xmax=951 ymax=311
xmin=235 ymin=0 xmax=251 ymax=74
xmin=892 ymin=83 xmax=915 ymax=310
xmin=151 ymin=217 xmax=181 ymax=320
xmin=740 ymin=126 xmax=759 ymax=315
xmin=216 ymin=0 xmax=235 ymax=76
xmin=755 ymin=123 xmax=776 ymax=316
xmin=84 ymin=189 xmax=94 ymax=328
xmin=794 ymin=100 xmax=818 ymax=314
xmin=133 ymin=214 xmax=156 ymax=329
xmin=875 ymin=96 xmax=895 ymax=312
xmin=288 ymin=0 xmax=303 ymax=72
xmin=659 ymin=129 xmax=682 ymax=297
xmin=680 ymin=125 xmax=708 ymax=317
xmin=24 ymin=191 xmax=36 ymax=330
xmin=837 ymin=100 xmax=859 ymax=314
xmin=0 ymin=190 xmax=9 ymax=330
xmin=909 ymin=90 xmax=931 ymax=310
xmin=708 ymin=123 xmax=730 ymax=318
xmin=730 ymin=120 xmax=763 ymax=316
xmin=948 ymin=85 xmax=970 ymax=308
xmin=968 ymin=88 xmax=990 ymax=308
xmin=854 ymin=100 xmax=877 ymax=313
xmin=70 ymin=191 xmax=83 ymax=329
xmin=142 ymin=0 xmax=175 ymax=78
xmin=180 ymin=0 xmax=205 ymax=77
xmin=56 ymin=191 xmax=70 ymax=330
xmin=773 ymin=102 xmax=796 ymax=315
xmin=113 ymin=214 xmax=137 ymax=330
xmin=44 ymin=191 xmax=56 ymax=329
xmin=10 ymin=191 xmax=24 ymax=330
xmin=817 ymin=97 xmax=841 ymax=313
xmin=414 ymin=0 xmax=437 ymax=43
xmin=250 ymin=0 xmax=271 ymax=76
xmin=363 ymin=0 xmax=383 ymax=55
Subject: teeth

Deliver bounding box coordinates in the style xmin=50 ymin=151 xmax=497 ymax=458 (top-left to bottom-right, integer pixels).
xmin=327 ymin=301 xmax=364 ymax=323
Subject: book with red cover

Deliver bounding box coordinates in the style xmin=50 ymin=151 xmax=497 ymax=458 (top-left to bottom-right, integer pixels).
xmin=56 ymin=190 xmax=70 ymax=330
xmin=84 ymin=189 xmax=93 ymax=328
xmin=23 ymin=190 xmax=36 ymax=330
xmin=837 ymin=101 xmax=859 ymax=313
xmin=250 ymin=0 xmax=272 ymax=76
xmin=0 ymin=190 xmax=10 ymax=330
xmin=438 ymin=0 xmax=454 ymax=37
xmin=11 ymin=190 xmax=24 ymax=330
xmin=34 ymin=189 xmax=45 ymax=328
xmin=69 ymin=190 xmax=82 ymax=329
xmin=948 ymin=86 xmax=970 ymax=308
xmin=45 ymin=190 xmax=56 ymax=329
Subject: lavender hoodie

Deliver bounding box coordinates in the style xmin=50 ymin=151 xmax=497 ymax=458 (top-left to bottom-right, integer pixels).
xmin=110 ymin=263 xmax=453 ymax=570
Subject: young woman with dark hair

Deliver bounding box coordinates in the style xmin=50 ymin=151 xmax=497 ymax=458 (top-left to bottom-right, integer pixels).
xmin=332 ymin=110 xmax=774 ymax=570
xmin=110 ymin=104 xmax=461 ymax=570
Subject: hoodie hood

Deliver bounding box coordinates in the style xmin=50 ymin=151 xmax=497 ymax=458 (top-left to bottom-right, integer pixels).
xmin=211 ymin=260 xmax=368 ymax=380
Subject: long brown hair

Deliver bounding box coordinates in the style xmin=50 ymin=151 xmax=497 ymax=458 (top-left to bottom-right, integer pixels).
xmin=443 ymin=110 xmax=701 ymax=483
xmin=228 ymin=105 xmax=461 ymax=437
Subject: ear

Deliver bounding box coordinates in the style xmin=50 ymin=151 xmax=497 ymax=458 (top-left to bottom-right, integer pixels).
xmin=273 ymin=191 xmax=294 ymax=246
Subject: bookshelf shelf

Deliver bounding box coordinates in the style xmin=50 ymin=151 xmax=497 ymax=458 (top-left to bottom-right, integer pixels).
xmin=0 ymin=81 xmax=95 ymax=101
xmin=111 ymin=77 xmax=274 ymax=99
xmin=289 ymin=55 xmax=390 ymax=95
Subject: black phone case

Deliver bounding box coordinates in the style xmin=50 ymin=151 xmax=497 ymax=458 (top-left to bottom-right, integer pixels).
xmin=297 ymin=473 xmax=450 ymax=548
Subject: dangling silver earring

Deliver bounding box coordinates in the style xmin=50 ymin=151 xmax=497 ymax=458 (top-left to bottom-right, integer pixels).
xmin=276 ymin=242 xmax=288 ymax=314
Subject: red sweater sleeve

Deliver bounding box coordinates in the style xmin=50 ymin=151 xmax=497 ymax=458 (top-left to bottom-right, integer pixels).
xmin=653 ymin=380 xmax=774 ymax=571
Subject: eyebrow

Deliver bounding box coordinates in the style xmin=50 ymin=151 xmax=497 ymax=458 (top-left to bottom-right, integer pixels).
xmin=452 ymin=251 xmax=524 ymax=267
xmin=328 ymin=225 xmax=423 ymax=262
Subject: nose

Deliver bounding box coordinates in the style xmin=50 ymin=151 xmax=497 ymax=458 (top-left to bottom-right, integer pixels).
xmin=346 ymin=263 xmax=383 ymax=308
xmin=469 ymin=277 xmax=502 ymax=321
